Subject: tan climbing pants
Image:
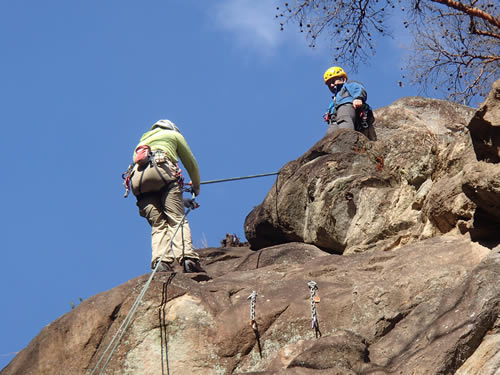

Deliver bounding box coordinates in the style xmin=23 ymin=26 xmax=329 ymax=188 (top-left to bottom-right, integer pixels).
xmin=133 ymin=161 xmax=199 ymax=268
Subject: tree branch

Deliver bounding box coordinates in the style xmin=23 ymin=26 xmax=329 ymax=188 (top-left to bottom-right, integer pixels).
xmin=430 ymin=0 xmax=500 ymax=29
xmin=470 ymin=27 xmax=500 ymax=40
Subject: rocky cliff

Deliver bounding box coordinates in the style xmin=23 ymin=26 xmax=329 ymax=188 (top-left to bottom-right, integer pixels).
xmin=2 ymin=80 xmax=499 ymax=375
xmin=244 ymin=90 xmax=499 ymax=252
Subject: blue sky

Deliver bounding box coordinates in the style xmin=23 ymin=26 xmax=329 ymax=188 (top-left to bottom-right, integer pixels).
xmin=0 ymin=0 xmax=422 ymax=368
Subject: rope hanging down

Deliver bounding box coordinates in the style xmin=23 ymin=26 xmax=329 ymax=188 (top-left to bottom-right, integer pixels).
xmin=89 ymin=206 xmax=194 ymax=375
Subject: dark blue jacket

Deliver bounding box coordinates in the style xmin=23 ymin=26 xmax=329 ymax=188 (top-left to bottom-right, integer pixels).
xmin=327 ymin=80 xmax=368 ymax=115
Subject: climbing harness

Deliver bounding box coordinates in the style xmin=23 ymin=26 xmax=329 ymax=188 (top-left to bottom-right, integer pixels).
xmin=248 ymin=291 xmax=258 ymax=331
xmin=89 ymin=202 xmax=197 ymax=375
xmin=324 ymin=104 xmax=371 ymax=130
xmin=121 ymin=152 xmax=186 ymax=199
xmin=307 ymin=281 xmax=321 ymax=338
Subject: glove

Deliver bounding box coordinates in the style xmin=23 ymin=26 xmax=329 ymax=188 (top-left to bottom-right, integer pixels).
xmin=183 ymin=198 xmax=199 ymax=209
xmin=352 ymin=99 xmax=363 ymax=109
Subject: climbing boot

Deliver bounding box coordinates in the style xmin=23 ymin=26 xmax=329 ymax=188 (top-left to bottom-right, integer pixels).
xmin=153 ymin=260 xmax=174 ymax=272
xmin=182 ymin=258 xmax=206 ymax=273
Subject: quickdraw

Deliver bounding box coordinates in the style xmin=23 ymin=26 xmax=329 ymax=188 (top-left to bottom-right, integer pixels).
xmin=307 ymin=281 xmax=321 ymax=337
xmin=174 ymin=163 xmax=185 ymax=190
xmin=121 ymin=164 xmax=135 ymax=198
xmin=247 ymin=290 xmax=263 ymax=357
xmin=357 ymin=107 xmax=369 ymax=130
xmin=323 ymin=111 xmax=332 ymax=123
xmin=248 ymin=291 xmax=258 ymax=331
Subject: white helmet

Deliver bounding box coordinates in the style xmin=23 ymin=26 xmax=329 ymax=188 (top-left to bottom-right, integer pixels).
xmin=151 ymin=119 xmax=180 ymax=133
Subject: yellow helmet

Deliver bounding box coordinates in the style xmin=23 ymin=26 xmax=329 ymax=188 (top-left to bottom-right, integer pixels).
xmin=323 ymin=66 xmax=348 ymax=84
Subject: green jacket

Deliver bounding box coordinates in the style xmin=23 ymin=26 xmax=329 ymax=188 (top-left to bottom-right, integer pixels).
xmin=134 ymin=128 xmax=200 ymax=192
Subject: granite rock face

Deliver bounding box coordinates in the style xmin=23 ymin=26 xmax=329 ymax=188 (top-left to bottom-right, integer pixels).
xmin=245 ymin=97 xmax=479 ymax=253
xmin=3 ymin=84 xmax=500 ymax=375
xmin=467 ymin=79 xmax=500 ymax=163
xmin=2 ymin=238 xmax=498 ymax=375
xmin=245 ymin=88 xmax=500 ymax=252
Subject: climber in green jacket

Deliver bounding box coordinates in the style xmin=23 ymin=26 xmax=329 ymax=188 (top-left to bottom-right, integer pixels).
xmin=129 ymin=119 xmax=205 ymax=273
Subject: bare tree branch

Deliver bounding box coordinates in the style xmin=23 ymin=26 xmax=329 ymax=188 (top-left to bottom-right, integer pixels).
xmin=277 ymin=0 xmax=500 ymax=104
xmin=430 ymin=0 xmax=500 ymax=28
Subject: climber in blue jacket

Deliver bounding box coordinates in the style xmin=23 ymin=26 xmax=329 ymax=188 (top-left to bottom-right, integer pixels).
xmin=323 ymin=66 xmax=376 ymax=140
